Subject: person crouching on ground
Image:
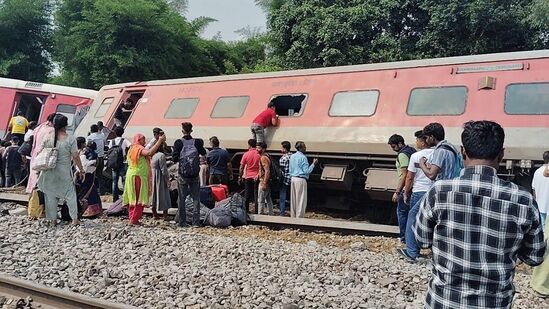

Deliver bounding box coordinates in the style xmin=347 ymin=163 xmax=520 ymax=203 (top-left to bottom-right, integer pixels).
xmin=413 ymin=120 xmax=545 ymax=309
xmin=257 ymin=142 xmax=274 ymax=215
xmin=124 ymin=132 xmax=165 ymax=225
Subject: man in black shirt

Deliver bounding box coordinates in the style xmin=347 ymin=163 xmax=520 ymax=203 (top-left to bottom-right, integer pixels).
xmin=172 ymin=122 xmax=206 ymax=227
xmin=3 ymin=136 xmax=23 ymax=187
xmin=206 ymin=136 xmax=232 ymax=185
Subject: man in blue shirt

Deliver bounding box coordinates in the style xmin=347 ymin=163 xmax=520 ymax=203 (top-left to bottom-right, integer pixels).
xmin=419 ymin=122 xmax=458 ymax=181
xmin=289 ymin=141 xmax=318 ymax=218
xmin=206 ymin=136 xmax=232 ymax=185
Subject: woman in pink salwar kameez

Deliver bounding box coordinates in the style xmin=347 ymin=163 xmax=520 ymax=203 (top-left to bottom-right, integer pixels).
xmin=26 ymin=113 xmax=56 ymax=193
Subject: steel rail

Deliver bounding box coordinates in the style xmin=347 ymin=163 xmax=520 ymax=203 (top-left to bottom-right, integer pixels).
xmin=0 ymin=274 xmax=138 ymax=309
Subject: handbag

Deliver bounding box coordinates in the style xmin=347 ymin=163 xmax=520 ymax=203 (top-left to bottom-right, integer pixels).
xmin=28 ymin=190 xmax=44 ymax=219
xmin=31 ymin=147 xmax=58 ymax=171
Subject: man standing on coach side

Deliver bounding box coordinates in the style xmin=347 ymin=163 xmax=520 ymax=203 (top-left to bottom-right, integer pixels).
xmin=387 ymin=134 xmax=416 ymax=243
xmin=251 ymin=102 xmax=279 ymax=144
xmin=172 ymin=122 xmax=206 ymax=227
xmin=398 ymin=130 xmax=433 ymax=263
xmin=419 ymin=122 xmax=459 ymax=181
xmin=414 ymin=121 xmax=545 ymax=309
xmin=532 ymin=151 xmax=549 ymax=226
xmin=289 ymin=141 xmax=317 ymax=218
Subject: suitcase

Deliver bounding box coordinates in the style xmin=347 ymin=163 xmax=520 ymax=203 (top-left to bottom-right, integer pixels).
xmin=200 ymin=186 xmax=214 ymax=208
xmin=209 ymin=184 xmax=228 ymax=202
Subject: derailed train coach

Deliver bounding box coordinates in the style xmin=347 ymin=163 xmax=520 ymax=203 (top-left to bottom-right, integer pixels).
xmin=0 ymin=77 xmax=98 ymax=136
xmin=75 ymin=50 xmax=549 ymax=209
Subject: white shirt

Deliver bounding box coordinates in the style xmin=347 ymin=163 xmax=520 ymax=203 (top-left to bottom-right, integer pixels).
xmin=532 ymin=165 xmax=549 ymax=214
xmin=87 ymin=132 xmax=106 ymax=157
xmin=108 ymin=137 xmax=132 ymax=157
xmin=408 ymin=148 xmax=434 ymax=192
xmin=24 ymin=129 xmax=34 ymax=142
xmin=145 ymin=137 xmax=157 ymax=150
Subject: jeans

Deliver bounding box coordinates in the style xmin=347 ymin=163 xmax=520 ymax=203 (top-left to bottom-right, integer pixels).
xmin=279 ymin=183 xmax=289 ymax=216
xmin=112 ymin=164 xmax=126 ymax=202
xmin=209 ymin=174 xmax=228 ymax=185
xmin=405 ymin=191 xmax=426 ymax=258
xmin=244 ymin=178 xmax=258 ymax=213
xmin=258 ymin=185 xmax=273 ymax=215
xmin=251 ymin=124 xmax=265 ymax=144
xmin=177 ymin=176 xmax=200 ymax=226
xmin=396 ymin=192 xmax=408 ymax=242
xmin=5 ymin=167 xmax=21 ymax=187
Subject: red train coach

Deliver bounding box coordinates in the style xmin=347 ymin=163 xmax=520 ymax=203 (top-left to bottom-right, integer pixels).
xmin=75 ymin=50 xmax=549 ymax=206
xmin=0 ymin=77 xmax=98 ymax=137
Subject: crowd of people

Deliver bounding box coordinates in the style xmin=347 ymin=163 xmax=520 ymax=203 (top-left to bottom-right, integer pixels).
xmin=387 ymin=121 xmax=549 ymax=306
xmin=2 ymin=103 xmax=549 ymax=307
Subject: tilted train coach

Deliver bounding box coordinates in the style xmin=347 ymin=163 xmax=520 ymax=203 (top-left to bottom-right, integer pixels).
xmin=1 ymin=77 xmax=98 ymax=137
xmin=75 ymin=50 xmax=549 ymax=210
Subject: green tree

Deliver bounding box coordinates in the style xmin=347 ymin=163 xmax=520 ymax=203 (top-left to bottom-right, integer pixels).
xmin=263 ymin=0 xmax=546 ymax=69
xmin=53 ymin=0 xmax=206 ymax=89
xmin=0 ymin=0 xmax=52 ymax=81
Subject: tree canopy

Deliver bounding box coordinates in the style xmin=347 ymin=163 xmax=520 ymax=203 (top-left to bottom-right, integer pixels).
xmin=0 ymin=0 xmax=546 ymax=87
xmin=0 ymin=0 xmax=52 ymax=82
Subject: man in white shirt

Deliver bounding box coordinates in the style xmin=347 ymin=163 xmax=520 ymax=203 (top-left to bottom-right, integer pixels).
xmin=532 ymin=151 xmax=549 ymax=226
xmin=107 ymin=126 xmax=132 ymax=202
xmin=398 ymin=130 xmax=434 ymax=262
xmin=145 ymin=127 xmax=162 ymax=150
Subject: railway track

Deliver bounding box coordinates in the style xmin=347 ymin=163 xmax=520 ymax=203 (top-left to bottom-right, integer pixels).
xmin=0 ymin=275 xmax=137 ymax=309
xmin=0 ymin=191 xmax=399 ymax=237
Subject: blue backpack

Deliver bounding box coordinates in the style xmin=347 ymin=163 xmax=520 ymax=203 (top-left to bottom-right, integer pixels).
xmin=440 ymin=144 xmax=464 ymax=178
xmin=179 ymin=138 xmax=200 ymax=178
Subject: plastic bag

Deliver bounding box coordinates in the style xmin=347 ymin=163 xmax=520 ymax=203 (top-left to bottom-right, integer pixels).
xmin=28 ymin=190 xmax=44 ymax=219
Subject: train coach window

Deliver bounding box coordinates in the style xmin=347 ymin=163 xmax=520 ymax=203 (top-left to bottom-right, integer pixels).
xmin=94 ymin=97 xmax=114 ymax=118
xmin=165 ymin=98 xmax=199 ymax=119
xmin=211 ymin=96 xmax=249 ymax=118
xmin=504 ymin=83 xmax=549 ymax=115
xmin=329 ymin=90 xmax=379 ymax=116
xmin=407 ymin=86 xmax=467 ymax=116
xmin=270 ymin=94 xmax=307 ymax=117
xmin=56 ymin=104 xmax=77 ymax=132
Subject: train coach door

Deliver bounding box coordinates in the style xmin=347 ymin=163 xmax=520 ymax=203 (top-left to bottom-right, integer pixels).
xmin=13 ymin=92 xmax=47 ymax=123
xmin=110 ymin=90 xmax=145 ymax=129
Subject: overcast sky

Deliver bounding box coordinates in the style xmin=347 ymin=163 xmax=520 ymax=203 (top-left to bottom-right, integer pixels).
xmin=186 ymin=0 xmax=267 ymax=41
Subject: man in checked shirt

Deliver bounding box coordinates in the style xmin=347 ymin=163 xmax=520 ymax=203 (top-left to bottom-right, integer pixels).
xmin=414 ymin=120 xmax=546 ymax=309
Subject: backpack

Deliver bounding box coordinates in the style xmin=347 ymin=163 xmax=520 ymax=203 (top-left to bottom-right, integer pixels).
xmin=106 ymin=138 xmax=124 ymax=170
xmin=178 ymin=138 xmax=199 ymax=178
xmin=18 ymin=139 xmax=32 ymax=157
xmin=269 ymin=158 xmax=284 ymax=189
xmin=440 ymin=144 xmax=464 ymax=178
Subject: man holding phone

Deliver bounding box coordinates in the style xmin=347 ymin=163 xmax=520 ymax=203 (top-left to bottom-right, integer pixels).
xmin=146 ymin=128 xmax=163 ymax=150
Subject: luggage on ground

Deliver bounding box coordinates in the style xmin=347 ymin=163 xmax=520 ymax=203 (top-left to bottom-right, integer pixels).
xmin=200 ymin=186 xmax=214 ymax=208
xmin=28 ymin=190 xmax=44 ymax=219
xmin=209 ymin=184 xmax=228 ymax=202
xmin=216 ymin=193 xmax=247 ymax=226
xmin=204 ymin=206 xmax=232 ymax=227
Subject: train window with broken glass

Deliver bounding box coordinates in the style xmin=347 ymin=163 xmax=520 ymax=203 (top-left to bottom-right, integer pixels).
xmin=270 ymin=94 xmax=307 ymax=117
xmin=407 ymin=86 xmax=467 ymax=115
xmin=329 ymin=90 xmax=379 ymax=116
xmin=164 ymin=98 xmax=199 ymax=119
xmin=505 ymin=83 xmax=549 ymax=115
xmin=211 ymin=96 xmax=249 ymax=118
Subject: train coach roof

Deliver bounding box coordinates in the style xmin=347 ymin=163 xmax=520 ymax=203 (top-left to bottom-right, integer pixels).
xmin=0 ymin=77 xmax=98 ymax=99
xmin=101 ymin=49 xmax=549 ymax=90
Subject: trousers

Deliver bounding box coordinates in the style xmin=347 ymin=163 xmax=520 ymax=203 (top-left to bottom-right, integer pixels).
xmin=290 ymin=177 xmax=307 ymax=218
xmin=258 ymin=185 xmax=273 ymax=215
xmin=251 ymin=124 xmax=265 ymax=144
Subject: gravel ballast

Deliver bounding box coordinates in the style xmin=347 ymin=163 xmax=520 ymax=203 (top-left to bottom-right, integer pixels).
xmin=0 ymin=215 xmax=547 ymax=309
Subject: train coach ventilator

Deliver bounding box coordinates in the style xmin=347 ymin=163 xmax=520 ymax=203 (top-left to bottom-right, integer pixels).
xmin=320 ymin=165 xmax=354 ymax=191
xmin=0 ymin=274 xmax=138 ymax=309
xmin=365 ymin=168 xmax=399 ymax=201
